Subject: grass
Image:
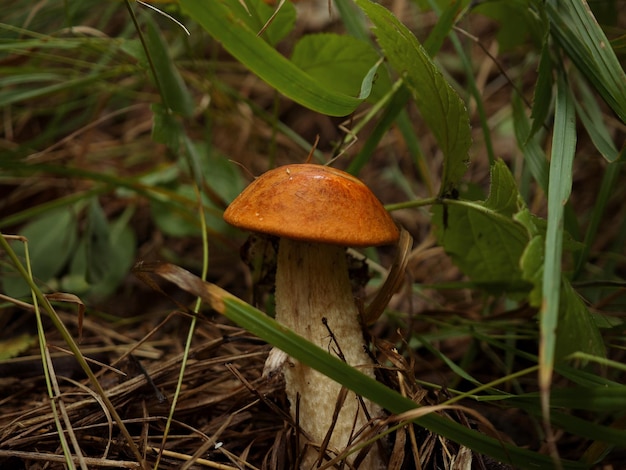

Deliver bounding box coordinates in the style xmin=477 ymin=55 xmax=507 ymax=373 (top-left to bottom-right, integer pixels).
xmin=1 ymin=0 xmax=625 ymax=468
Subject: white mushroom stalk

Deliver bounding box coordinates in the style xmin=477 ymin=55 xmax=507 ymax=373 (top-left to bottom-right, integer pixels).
xmin=223 ymin=164 xmax=399 ymax=469
xmin=276 ymin=239 xmax=382 ymax=467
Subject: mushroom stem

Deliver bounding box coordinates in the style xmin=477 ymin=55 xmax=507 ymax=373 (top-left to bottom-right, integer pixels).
xmin=275 ymin=238 xmax=383 ymax=469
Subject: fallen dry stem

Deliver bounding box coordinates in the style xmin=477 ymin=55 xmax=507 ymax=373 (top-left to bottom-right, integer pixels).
xmin=0 ymin=450 xmax=140 ymax=468
xmin=144 ymin=447 xmax=239 ymax=469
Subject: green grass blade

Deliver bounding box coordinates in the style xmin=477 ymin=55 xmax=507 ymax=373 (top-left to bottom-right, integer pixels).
xmin=517 ymin=386 xmax=626 ymax=412
xmin=423 ymin=0 xmax=463 ymax=56
xmin=572 ymin=73 xmax=620 ymax=163
xmin=0 ymin=71 xmax=118 ymax=107
xmin=180 ymin=0 xmax=363 ymax=116
xmin=0 ymin=234 xmax=146 ymax=466
xmin=509 ymin=401 xmax=626 ymax=449
xmin=25 ymin=240 xmax=76 ymax=469
xmin=346 ymin=85 xmax=410 ymax=176
xmin=221 ymin=292 xmax=585 ymax=469
xmin=546 ymin=0 xmax=626 ymax=123
xmin=147 ymin=263 xmax=587 ymax=469
xmin=142 ymin=14 xmax=194 ymax=117
xmin=530 ymin=40 xmax=554 ymax=139
xmin=540 ymin=70 xmax=577 ymax=463
xmin=512 ymin=92 xmax=550 ymax=192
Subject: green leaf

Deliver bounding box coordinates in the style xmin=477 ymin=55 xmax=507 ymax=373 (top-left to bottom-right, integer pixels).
xmin=149 ymin=144 xmax=244 ymax=237
xmin=539 ymin=71 xmax=577 ymax=390
xmin=196 ymin=144 xmax=246 ymax=203
xmin=85 ymin=198 xmax=113 ymax=284
xmin=2 ymin=209 xmax=78 ymax=298
xmin=291 ymin=33 xmax=381 ymax=100
xmin=422 ymin=0 xmax=463 ymax=56
xmin=143 ymin=16 xmax=194 ymax=117
xmin=474 ymin=0 xmax=545 ymax=51
xmin=355 ymin=0 xmax=471 ymax=195
xmin=152 ymin=103 xmax=183 ymax=149
xmin=334 ymin=0 xmax=370 ymax=42
xmin=530 ymin=41 xmax=554 ymax=139
xmin=546 ymin=0 xmax=626 ymax=124
xmin=0 ymin=334 xmax=36 ymax=360
xmin=519 ymin=233 xmax=544 ymax=307
xmin=556 ymin=280 xmax=606 ymax=361
xmin=65 ymin=212 xmax=136 ymax=300
xmin=512 ymin=93 xmax=549 ymax=192
xmin=151 ymin=185 xmax=217 ymax=237
xmin=432 ymin=160 xmax=531 ymax=294
xmin=483 ymin=159 xmax=525 ymax=217
xmin=180 ymin=0 xmax=363 ymax=116
xmin=573 ymin=73 xmax=620 ymax=163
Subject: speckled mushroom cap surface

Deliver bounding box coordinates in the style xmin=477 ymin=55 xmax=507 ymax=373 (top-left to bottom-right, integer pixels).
xmin=223 ymin=164 xmax=399 ymax=247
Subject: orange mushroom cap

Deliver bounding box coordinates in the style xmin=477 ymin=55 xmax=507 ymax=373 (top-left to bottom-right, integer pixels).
xmin=223 ymin=164 xmax=399 ymax=247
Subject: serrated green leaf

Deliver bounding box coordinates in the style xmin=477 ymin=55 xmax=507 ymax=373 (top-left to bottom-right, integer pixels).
xmin=355 ymin=0 xmax=471 ymax=195
xmin=483 ymin=159 xmax=525 ymax=216
xmin=180 ymin=0 xmax=363 ymax=116
xmin=433 ymin=203 xmax=530 ymax=292
xmin=517 ymin=207 xmax=586 ymax=311
xmin=432 ymin=161 xmax=530 ymax=294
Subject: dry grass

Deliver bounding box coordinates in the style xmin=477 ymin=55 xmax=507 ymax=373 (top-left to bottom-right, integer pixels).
xmin=0 ymin=295 xmax=484 ymax=469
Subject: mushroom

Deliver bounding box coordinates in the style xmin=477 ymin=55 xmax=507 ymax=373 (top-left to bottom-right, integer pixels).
xmin=223 ymin=163 xmax=399 ymax=468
